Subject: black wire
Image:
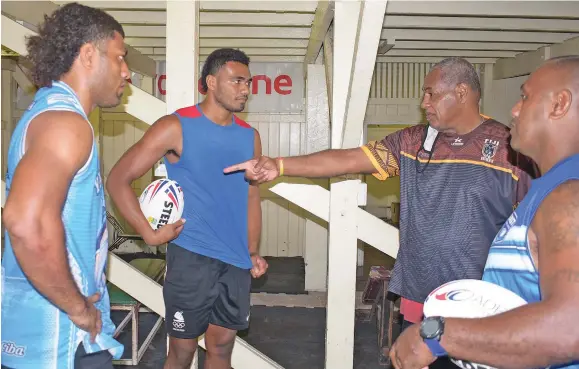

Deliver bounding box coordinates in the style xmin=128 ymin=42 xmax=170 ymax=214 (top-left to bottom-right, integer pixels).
xmin=414 ymin=125 xmax=439 ymax=174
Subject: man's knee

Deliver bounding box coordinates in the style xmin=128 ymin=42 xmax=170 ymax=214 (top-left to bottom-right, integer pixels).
xmin=205 ymin=325 xmax=237 ymax=358
xmin=167 ymin=336 xmax=198 ymax=367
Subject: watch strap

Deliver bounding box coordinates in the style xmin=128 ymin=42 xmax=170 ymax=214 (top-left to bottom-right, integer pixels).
xmin=424 ymin=338 xmax=447 ymax=357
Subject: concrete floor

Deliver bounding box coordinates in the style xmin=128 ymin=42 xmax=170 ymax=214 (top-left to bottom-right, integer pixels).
xmin=111 ymin=253 xmax=396 ymax=369
xmin=112 ymin=306 xmax=391 ymax=369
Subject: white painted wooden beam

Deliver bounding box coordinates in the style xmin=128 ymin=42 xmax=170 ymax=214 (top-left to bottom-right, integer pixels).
xmin=331 ymin=0 xmax=362 ymax=149
xmin=494 ymin=36 xmax=579 ymax=79
xmin=57 ymin=1 xmax=318 ymax=12
xmin=1 ymin=15 xmax=35 ymax=55
xmin=303 ymin=1 xmax=335 ymax=69
xmin=125 ymin=37 xmax=309 ymax=49
xmin=12 ymin=64 xmax=36 ymax=95
xmin=135 ymin=47 xmax=306 ymax=57
xmin=269 ymin=183 xmax=399 ymax=260
xmin=122 ymin=25 xmax=311 ymax=39
xmin=165 ymin=0 xmax=199 ymax=113
xmin=200 ymin=1 xmax=318 ymax=12
xmin=481 ymin=63 xmax=494 ymax=113
xmin=381 ymin=29 xmax=577 ymax=44
xmin=53 ymin=1 xmax=167 ymax=10
xmin=106 ymin=10 xmax=315 ymax=26
xmin=385 ymin=0 xmax=579 ymax=18
xmin=323 ymin=29 xmax=333 ymax=121
xmin=149 ymin=55 xmax=306 ymax=63
xmin=0 ymin=7 xmax=156 ymax=77
xmin=341 ymin=1 xmax=388 ymax=149
xmin=393 ymin=41 xmax=547 ymax=52
xmin=375 ymin=56 xmax=498 ymax=64
xmin=384 ymin=49 xmax=518 ymax=58
xmin=325 ymin=180 xmax=360 ymax=369
xmin=383 ymin=15 xmax=579 ymax=33
xmin=304 ymin=64 xmax=331 ymax=292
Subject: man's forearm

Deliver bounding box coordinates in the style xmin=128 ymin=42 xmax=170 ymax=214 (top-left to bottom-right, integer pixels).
xmin=247 ymin=190 xmax=262 ymax=255
xmin=441 ymin=301 xmax=578 ymax=369
xmin=281 ymin=148 xmax=375 ymax=178
xmin=9 ymin=221 xmax=88 ymax=316
xmin=107 ymin=178 xmax=155 ymax=244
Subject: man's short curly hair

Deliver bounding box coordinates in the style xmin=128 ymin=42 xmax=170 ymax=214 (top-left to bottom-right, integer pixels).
xmin=26 ymin=2 xmax=124 ymax=87
xmin=200 ymin=48 xmax=250 ymax=93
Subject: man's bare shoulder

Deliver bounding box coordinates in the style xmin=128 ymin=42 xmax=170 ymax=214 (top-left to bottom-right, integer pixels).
xmin=28 ymin=110 xmax=93 ymax=148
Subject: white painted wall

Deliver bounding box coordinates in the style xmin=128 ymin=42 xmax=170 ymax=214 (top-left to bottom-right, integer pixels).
xmin=486 ymin=75 xmax=528 ymax=125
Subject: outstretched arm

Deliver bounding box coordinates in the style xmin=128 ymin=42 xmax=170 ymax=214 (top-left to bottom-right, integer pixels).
xmin=106 ymin=114 xmax=185 ymax=245
xmin=224 ymin=130 xmax=404 ymax=183
xmin=3 ymin=111 xmax=95 ymax=317
xmin=391 ymin=180 xmax=579 ymax=369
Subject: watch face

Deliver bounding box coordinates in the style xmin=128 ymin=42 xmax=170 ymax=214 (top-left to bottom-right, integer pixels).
xmin=421 ymin=318 xmax=441 ymax=338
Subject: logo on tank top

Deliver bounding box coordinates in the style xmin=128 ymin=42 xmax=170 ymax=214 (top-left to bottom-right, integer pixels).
xmin=2 ymin=341 xmax=26 ymax=357
xmin=481 ymin=139 xmax=500 ymax=163
xmin=495 ymin=211 xmax=518 ymax=242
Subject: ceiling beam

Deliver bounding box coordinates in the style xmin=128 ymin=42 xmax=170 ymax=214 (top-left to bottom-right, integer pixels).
xmin=384 ymin=49 xmax=518 ymax=58
xmin=199 ymin=1 xmax=318 ymax=12
xmin=380 ymin=28 xmax=577 ymax=44
xmin=135 ymin=47 xmax=306 ymax=56
xmin=382 ymin=15 xmax=579 ymax=33
xmin=56 ymin=1 xmax=318 ymax=12
xmin=375 ymin=56 xmax=498 ymax=64
xmin=124 ymin=37 xmax=309 ymax=49
xmin=150 ymin=55 xmax=306 ymax=63
xmin=303 ymin=1 xmax=335 ymax=68
xmin=53 ymin=1 xmax=167 ymax=10
xmin=392 ymin=41 xmax=548 ymax=52
xmin=105 ymin=10 xmax=314 ymax=26
xmin=385 ymin=0 xmax=579 ymax=18
xmin=122 ymin=25 xmax=311 ymax=39
xmin=1 ymin=2 xmax=156 ymax=77
xmin=494 ymin=36 xmax=579 ymax=79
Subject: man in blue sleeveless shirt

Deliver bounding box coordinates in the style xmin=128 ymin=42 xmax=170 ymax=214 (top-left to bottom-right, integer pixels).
xmin=107 ymin=48 xmax=268 ymax=369
xmin=2 ymin=3 xmax=128 ymax=368
xmin=389 ymin=56 xmax=579 ymax=369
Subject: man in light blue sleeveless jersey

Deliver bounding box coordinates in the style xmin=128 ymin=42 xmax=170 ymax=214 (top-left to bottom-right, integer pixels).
xmin=389 ymin=56 xmax=579 ymax=369
xmin=2 ymin=3 xmax=129 ymax=368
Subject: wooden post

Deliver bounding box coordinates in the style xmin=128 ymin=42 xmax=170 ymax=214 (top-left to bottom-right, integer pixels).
xmin=325 ymin=179 xmax=360 ymax=369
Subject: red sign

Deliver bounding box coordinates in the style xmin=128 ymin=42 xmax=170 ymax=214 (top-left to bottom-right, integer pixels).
xmin=155 ymin=73 xmax=293 ymax=96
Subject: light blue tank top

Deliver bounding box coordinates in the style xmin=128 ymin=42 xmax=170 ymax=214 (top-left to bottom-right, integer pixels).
xmin=1 ymin=81 xmax=123 ymax=368
xmin=483 ymin=153 xmax=579 ymax=369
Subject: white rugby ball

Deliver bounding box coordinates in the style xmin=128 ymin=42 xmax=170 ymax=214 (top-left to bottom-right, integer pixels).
xmin=423 ymin=279 xmax=527 ymax=369
xmin=139 ymin=179 xmax=184 ymax=230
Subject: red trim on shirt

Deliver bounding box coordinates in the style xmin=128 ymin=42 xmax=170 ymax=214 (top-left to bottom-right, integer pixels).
xmin=400 ymin=298 xmax=424 ymax=323
xmin=175 ymin=105 xmax=202 ymax=118
xmin=234 ymin=115 xmax=252 ymax=129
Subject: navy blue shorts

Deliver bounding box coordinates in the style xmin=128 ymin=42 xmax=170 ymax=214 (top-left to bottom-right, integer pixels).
xmin=163 ymin=243 xmax=251 ymax=339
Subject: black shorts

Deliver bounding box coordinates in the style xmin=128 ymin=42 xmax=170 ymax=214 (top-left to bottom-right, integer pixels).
xmin=163 ymin=243 xmax=252 ymax=339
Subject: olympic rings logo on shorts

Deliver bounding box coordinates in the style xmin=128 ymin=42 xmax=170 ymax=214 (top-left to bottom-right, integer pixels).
xmin=173 ymin=321 xmax=185 ymax=329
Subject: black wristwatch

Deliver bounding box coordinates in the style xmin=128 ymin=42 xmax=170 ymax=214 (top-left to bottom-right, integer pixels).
xmin=420 ymin=316 xmax=447 ymax=357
